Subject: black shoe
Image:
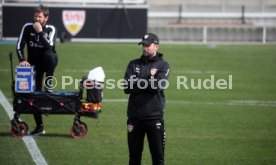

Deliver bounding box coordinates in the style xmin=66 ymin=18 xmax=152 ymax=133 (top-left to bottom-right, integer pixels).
xmin=30 ymin=127 xmax=46 ymax=135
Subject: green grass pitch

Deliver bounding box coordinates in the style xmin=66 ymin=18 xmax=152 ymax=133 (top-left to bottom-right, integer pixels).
xmin=0 ymin=42 xmax=276 ymax=164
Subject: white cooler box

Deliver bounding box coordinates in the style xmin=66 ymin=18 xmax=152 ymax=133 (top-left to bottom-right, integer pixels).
xmin=15 ymin=66 xmax=36 ymax=93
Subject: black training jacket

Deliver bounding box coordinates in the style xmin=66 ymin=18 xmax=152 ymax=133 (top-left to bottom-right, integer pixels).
xmin=124 ymin=52 xmax=170 ymax=120
xmin=16 ymin=23 xmax=57 ymax=62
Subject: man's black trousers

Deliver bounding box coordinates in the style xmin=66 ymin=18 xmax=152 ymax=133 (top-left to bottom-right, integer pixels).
xmin=29 ymin=50 xmax=58 ymax=127
xmin=127 ymin=118 xmax=165 ymax=165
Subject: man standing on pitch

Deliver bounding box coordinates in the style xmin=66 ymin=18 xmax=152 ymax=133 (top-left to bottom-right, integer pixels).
xmin=124 ymin=33 xmax=170 ymax=165
xmin=16 ymin=5 xmax=58 ymax=135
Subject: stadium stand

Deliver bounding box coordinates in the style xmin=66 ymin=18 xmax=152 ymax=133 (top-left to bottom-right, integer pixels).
xmin=147 ymin=0 xmax=276 ymax=42
xmin=267 ymin=0 xmax=276 ymax=6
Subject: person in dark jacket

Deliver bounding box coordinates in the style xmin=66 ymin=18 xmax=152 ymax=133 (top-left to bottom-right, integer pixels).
xmin=124 ymin=33 xmax=170 ymax=165
xmin=16 ymin=5 xmax=58 ymax=135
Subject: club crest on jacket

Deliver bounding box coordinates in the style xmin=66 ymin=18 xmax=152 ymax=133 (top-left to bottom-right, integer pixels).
xmin=150 ymin=67 xmax=157 ymax=76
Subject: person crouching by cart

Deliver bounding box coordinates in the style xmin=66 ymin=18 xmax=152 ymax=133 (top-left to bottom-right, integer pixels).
xmin=16 ymin=5 xmax=58 ymax=135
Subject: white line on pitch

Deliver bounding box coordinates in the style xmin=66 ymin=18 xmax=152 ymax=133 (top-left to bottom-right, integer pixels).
xmin=0 ymin=90 xmax=48 ymax=165
xmin=5 ymin=97 xmax=276 ymax=108
xmin=102 ymin=99 xmax=276 ymax=107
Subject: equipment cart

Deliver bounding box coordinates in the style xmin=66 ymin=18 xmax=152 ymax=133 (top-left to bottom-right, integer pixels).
xmin=8 ymin=52 xmax=104 ymax=139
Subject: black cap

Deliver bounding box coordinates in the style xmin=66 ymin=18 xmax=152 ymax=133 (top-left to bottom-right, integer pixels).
xmin=138 ymin=33 xmax=159 ymax=46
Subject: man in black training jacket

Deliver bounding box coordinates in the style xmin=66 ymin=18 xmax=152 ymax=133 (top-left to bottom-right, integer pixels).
xmin=124 ymin=33 xmax=170 ymax=165
xmin=16 ymin=5 xmax=58 ymax=135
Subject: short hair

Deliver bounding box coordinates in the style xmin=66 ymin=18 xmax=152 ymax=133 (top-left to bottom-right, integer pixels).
xmin=34 ymin=5 xmax=49 ymax=17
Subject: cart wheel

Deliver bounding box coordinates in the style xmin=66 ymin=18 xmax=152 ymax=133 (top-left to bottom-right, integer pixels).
xmin=11 ymin=122 xmax=29 ymax=138
xmin=79 ymin=121 xmax=88 ymax=129
xmin=70 ymin=123 xmax=87 ymax=139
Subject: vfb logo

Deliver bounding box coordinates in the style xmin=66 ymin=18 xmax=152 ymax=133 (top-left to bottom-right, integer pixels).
xmin=62 ymin=10 xmax=86 ymax=36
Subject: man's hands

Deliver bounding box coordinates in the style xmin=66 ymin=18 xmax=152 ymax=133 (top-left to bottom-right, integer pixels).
xmin=20 ymin=60 xmax=30 ymax=67
xmin=33 ymin=22 xmax=43 ymax=33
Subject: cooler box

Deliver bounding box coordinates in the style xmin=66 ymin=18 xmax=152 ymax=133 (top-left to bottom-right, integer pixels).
xmin=15 ymin=66 xmax=35 ymax=93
